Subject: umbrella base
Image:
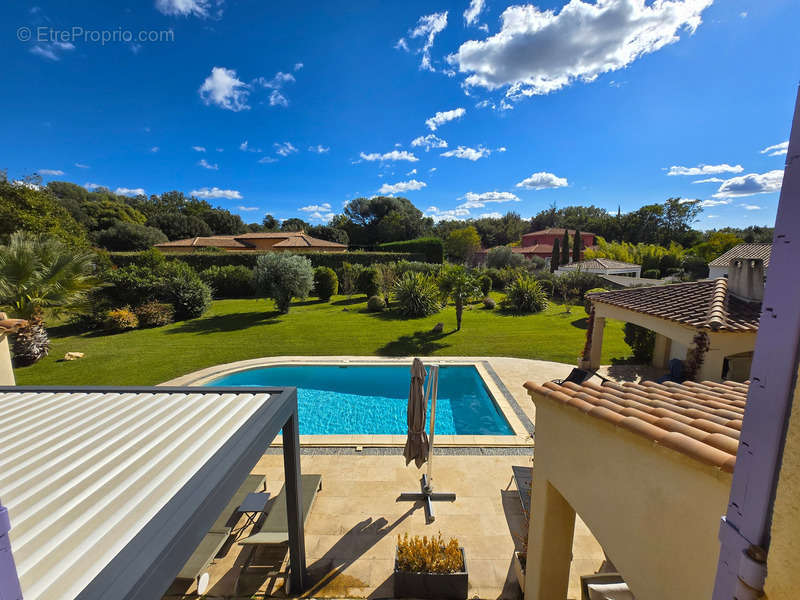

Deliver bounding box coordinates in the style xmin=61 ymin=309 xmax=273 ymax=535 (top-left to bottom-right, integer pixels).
xmin=399 ymin=474 xmax=457 ymax=523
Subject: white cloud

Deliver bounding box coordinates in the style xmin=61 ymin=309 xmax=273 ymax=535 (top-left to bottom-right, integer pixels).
xmin=668 ymin=163 xmax=743 ymax=176
xmin=426 ymin=206 xmax=471 ymax=221
xmin=299 ymin=203 xmax=332 ymax=212
xmin=74 ymin=163 xmax=90 ymax=169
xmin=254 ymin=71 xmax=296 ymax=107
xmin=237 ymin=206 xmax=260 ymax=212
xmin=441 ymin=145 xmax=491 ymax=161
xmin=741 ymin=204 xmax=762 ymax=210
xmin=190 ymin=186 xmax=243 ymax=199
xmin=274 ymin=142 xmax=298 ymax=156
xmin=713 ymin=170 xmax=784 ymax=198
xmin=309 ymin=145 xmax=330 ymax=153
xmin=740 ymin=11 xmax=748 ymax=18
xmin=155 ymin=0 xmax=210 ymax=17
xmin=116 ymin=187 xmax=146 ymax=196
xmin=199 ymin=67 xmax=250 ymax=112
xmin=760 ymin=141 xmax=789 ymax=157
xmin=192 ymin=146 xmax=206 ymax=152
xmin=464 ymin=0 xmax=486 ymax=26
xmin=198 ymin=158 xmax=218 ymax=170
xmin=258 ymin=156 xmax=278 ymax=164
xmin=449 ymin=0 xmax=712 ymax=99
xmin=516 ymin=171 xmax=568 ymax=190
xmin=480 ymin=211 xmax=503 ymax=219
xmin=461 ymin=191 xmax=520 ymax=204
xmin=84 ymin=182 xmax=102 ymax=190
xmin=692 ymin=177 xmax=724 ymax=184
xmin=411 ymin=134 xmax=448 ymax=151
xmin=377 ymin=179 xmax=427 ymax=195
xmin=38 ymin=169 xmax=64 ymax=176
xmin=698 ymin=199 xmax=730 ymax=207
xmin=429 ymin=167 xmax=437 ymax=173
xmin=150 ymin=146 xmax=160 ymax=153
xmin=309 ymin=211 xmax=335 ymax=222
xmin=425 ymin=107 xmax=465 ymax=131
xmin=395 ymin=38 xmax=409 ymax=52
xmin=294 ymin=62 xmax=304 ymax=71
xmin=407 ymin=168 xmax=418 ymax=175
xmin=30 ymin=42 xmax=74 ymax=61
xmin=359 ymin=150 xmax=418 ymax=162
xmin=405 ymin=11 xmax=449 ymax=71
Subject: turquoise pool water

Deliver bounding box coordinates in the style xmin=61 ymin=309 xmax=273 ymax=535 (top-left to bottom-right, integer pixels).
xmin=208 ymin=365 xmax=513 ymax=435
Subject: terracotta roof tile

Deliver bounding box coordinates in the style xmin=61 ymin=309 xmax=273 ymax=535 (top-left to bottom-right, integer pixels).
xmin=522 ymin=228 xmax=597 ymax=237
xmin=155 ymin=232 xmax=346 ymax=250
xmin=708 ymin=243 xmax=772 ymax=268
xmin=588 ymin=279 xmax=761 ymax=332
xmin=524 ymin=378 xmax=749 ymax=472
xmin=560 ymin=258 xmax=639 ymax=271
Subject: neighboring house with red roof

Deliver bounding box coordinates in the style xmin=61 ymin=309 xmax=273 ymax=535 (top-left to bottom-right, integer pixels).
xmin=475 ymin=228 xmax=597 ymax=264
xmin=154 ymin=231 xmax=347 ymax=253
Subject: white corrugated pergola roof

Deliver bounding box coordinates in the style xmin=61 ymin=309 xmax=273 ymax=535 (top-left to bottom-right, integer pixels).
xmin=0 ymin=387 xmax=295 ymax=600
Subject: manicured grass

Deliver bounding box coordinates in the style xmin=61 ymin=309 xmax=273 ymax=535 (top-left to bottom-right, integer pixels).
xmin=15 ymin=294 xmax=632 ymax=386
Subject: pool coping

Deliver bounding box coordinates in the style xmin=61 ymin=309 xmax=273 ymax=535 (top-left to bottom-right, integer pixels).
xmin=162 ymin=356 xmax=535 ymax=448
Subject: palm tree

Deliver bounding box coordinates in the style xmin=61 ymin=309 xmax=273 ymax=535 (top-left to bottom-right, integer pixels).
xmin=440 ymin=266 xmax=481 ymax=331
xmin=0 ymin=232 xmax=102 ymax=365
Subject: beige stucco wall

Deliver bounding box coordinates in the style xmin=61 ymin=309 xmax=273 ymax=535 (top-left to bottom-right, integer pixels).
xmin=763 ymin=363 xmax=800 ymax=598
xmin=0 ymin=335 xmax=16 ymax=385
xmin=525 ymin=393 xmax=732 ymax=599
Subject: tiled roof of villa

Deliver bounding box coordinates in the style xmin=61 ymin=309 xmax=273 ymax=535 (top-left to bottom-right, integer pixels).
xmin=523 ymin=228 xmax=596 ymax=237
xmin=272 ymin=233 xmax=347 ymax=248
xmin=560 ymin=258 xmax=639 ymax=270
xmin=155 ymin=236 xmax=252 ymax=248
xmin=155 ymin=231 xmax=346 ymax=249
xmin=709 ymin=243 xmax=772 ymax=268
xmin=587 ymin=279 xmax=762 ymax=332
xmin=524 ymin=378 xmax=749 ymax=472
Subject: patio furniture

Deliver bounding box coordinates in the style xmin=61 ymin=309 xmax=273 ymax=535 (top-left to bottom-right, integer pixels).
xmin=656 ymin=358 xmax=685 ymax=384
xmin=511 ymin=465 xmax=532 ymax=518
xmin=552 ymin=368 xmax=593 ymax=386
xmin=580 ymin=573 xmax=633 ymax=600
xmin=174 ymin=474 xmax=267 ymax=594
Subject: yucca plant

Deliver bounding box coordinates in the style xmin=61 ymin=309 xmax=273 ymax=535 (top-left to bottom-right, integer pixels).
xmin=438 ymin=266 xmax=481 ymax=331
xmin=0 ymin=232 xmax=102 ymax=365
xmin=393 ymin=272 xmax=441 ymax=318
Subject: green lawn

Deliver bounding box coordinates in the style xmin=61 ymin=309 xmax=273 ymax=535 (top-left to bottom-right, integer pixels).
xmin=15 ymin=293 xmax=632 ymax=386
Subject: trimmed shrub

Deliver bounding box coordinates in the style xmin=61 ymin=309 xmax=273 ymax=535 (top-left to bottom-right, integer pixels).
xmin=160 ymin=268 xmax=212 ymax=320
xmin=357 ymin=266 xmax=381 ymax=298
xmin=624 ymin=323 xmax=656 ymax=362
xmin=378 ymin=237 xmax=444 ymax=263
xmin=254 ymin=253 xmax=314 ymax=313
xmin=313 ymin=266 xmax=338 ymax=301
xmin=102 ymin=264 xmax=164 ymax=307
xmin=483 ymin=296 xmax=496 ymax=310
xmin=583 ymin=288 xmax=607 ymax=312
xmin=367 ymin=295 xmax=386 ymax=312
xmin=199 ymin=265 xmax=256 ymax=298
xmin=502 ymin=276 xmax=548 ymax=314
xmin=393 ymin=272 xmax=441 ymax=318
xmin=642 ymin=268 xmax=661 ymax=279
xmin=105 ymin=307 xmax=139 ymax=330
xmin=134 ymin=301 xmax=175 ymax=327
xmin=478 ymin=274 xmax=493 ymax=296
xmin=95 ymin=222 xmax=167 ymax=251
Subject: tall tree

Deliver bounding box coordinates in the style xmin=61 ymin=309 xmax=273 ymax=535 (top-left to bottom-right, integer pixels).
xmin=561 ymin=230 xmax=570 ymax=265
xmin=551 ymin=238 xmax=560 ymax=273
xmin=444 ymin=226 xmax=481 ymax=263
xmin=262 ymin=214 xmax=279 ymax=231
xmin=573 ymin=229 xmax=582 ymax=262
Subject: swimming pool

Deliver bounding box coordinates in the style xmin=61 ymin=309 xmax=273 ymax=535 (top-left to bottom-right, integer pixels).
xmin=208 ymin=364 xmax=513 ymax=435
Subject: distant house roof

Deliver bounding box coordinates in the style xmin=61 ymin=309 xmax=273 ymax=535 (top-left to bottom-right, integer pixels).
xmin=523 ymin=228 xmax=596 ymax=237
xmin=523 ymin=378 xmax=747 ymax=473
xmin=598 ymin=274 xmax=663 ymax=288
xmin=588 ymin=279 xmax=762 ymax=332
xmin=560 ymin=258 xmax=639 ymax=271
xmin=155 ymin=231 xmax=346 ymax=250
xmin=708 ymin=243 xmax=772 ymax=268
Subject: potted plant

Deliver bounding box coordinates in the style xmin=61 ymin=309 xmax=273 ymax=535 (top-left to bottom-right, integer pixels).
xmin=394 ymin=532 xmax=468 ymax=600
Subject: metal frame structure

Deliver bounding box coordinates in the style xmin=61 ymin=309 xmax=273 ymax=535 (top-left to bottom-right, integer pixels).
xmin=0 ymin=385 xmax=308 ymax=599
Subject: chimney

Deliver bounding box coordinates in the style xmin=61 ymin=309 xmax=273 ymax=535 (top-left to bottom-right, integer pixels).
xmin=727 ymin=258 xmax=765 ymax=303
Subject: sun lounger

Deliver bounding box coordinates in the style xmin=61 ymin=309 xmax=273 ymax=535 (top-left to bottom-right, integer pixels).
xmin=511 ymin=465 xmax=532 ymax=518
xmin=552 ymin=368 xmax=593 ymax=386
xmin=174 ymin=474 xmax=267 ymax=594
xmin=581 ymin=573 xmax=633 ymax=600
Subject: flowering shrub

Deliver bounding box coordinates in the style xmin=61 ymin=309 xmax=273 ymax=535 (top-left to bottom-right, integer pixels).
xmin=105 ymin=307 xmax=139 ymax=330
xmin=134 ymin=301 xmax=175 ymax=328
xmin=396 ymin=533 xmax=463 ymax=574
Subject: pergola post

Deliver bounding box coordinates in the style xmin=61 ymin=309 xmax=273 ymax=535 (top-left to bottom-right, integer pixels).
xmin=525 ymin=480 xmax=576 ymax=600
xmin=282 ymin=408 xmax=307 ymax=594
xmin=652 ymin=333 xmax=672 ymax=369
xmin=698 ymin=348 xmax=726 ymax=382
xmin=588 ymin=315 xmax=606 ymax=369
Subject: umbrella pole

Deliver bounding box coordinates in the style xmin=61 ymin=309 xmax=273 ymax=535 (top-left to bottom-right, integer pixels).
xmin=423 ymin=365 xmax=438 ymax=493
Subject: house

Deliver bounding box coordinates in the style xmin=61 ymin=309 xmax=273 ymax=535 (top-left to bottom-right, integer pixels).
xmin=708 ymin=243 xmax=771 ymax=279
xmin=557 ymin=257 xmax=641 ymax=277
xmin=155 ymin=231 xmax=347 ymax=253
xmin=584 ymin=258 xmax=764 ymax=382
xmin=520 ymin=228 xmax=596 ymax=261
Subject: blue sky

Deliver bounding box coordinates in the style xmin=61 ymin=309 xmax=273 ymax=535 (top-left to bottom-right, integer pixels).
xmin=2 ymin=0 xmax=797 ymax=230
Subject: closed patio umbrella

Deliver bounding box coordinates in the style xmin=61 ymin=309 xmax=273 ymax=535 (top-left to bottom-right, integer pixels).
xmin=403 ymin=357 xmax=430 ymax=468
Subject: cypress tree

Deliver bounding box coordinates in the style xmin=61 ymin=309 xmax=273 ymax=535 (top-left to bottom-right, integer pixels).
xmin=561 ymin=230 xmax=570 ymax=265
xmin=573 ymin=229 xmax=582 ymax=262
xmin=551 ymin=238 xmax=560 ymax=273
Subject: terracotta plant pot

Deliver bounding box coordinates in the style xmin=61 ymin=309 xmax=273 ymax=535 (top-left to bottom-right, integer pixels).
xmin=394 ymin=547 xmax=468 ymax=600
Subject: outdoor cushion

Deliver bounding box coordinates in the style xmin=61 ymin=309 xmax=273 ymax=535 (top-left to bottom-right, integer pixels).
xmin=587 ymin=582 xmax=635 ymax=600
xmin=177 ymin=532 xmax=229 ymax=580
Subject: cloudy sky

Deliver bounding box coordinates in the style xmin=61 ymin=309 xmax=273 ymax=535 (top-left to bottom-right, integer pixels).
xmin=2 ymin=0 xmax=796 ymax=228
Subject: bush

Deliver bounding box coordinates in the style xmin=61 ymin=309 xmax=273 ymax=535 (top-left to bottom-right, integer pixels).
xmin=313 ymin=266 xmax=338 ymax=301
xmin=486 ymin=246 xmax=526 ymax=269
xmin=502 ymin=276 xmax=548 ymax=313
xmin=94 ymin=222 xmax=167 ymax=251
xmin=105 ymin=307 xmax=139 ymax=330
xmin=483 ymin=296 xmax=496 ymax=310
xmin=367 ymin=295 xmax=386 ymax=312
xmin=395 ymin=260 xmax=442 ymax=278
xmin=486 ymin=267 xmax=522 ymax=291
xmin=478 ymin=274 xmax=493 ymax=296
xmin=199 ymin=265 xmax=256 ymax=298
xmin=134 ymin=301 xmax=175 ymax=327
xmin=682 ymin=255 xmax=709 ymax=280
xmin=624 ymin=323 xmax=656 ymax=362
xmin=338 ymin=262 xmax=364 ymax=297
xmin=357 ymin=266 xmax=381 ymax=298
xmin=160 ymin=265 xmax=212 ymax=320
xmin=254 ymin=253 xmax=314 ymax=313
xmin=642 ymin=268 xmax=661 ymax=279
xmin=393 ymin=272 xmax=441 ymax=318
xmin=397 ymin=533 xmax=463 ymax=574
xmin=378 ymin=237 xmax=444 ymax=263
xmin=583 ymin=288 xmax=607 ymax=312
xmin=102 ymin=264 xmax=164 ymax=307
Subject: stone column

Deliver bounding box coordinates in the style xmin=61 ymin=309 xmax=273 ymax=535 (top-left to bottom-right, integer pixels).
xmin=588 ymin=316 xmax=606 ymax=369
xmin=0 ymin=336 xmax=14 ymax=386
xmin=698 ymin=349 xmax=726 ymax=382
xmin=525 ymin=480 xmax=576 ymax=600
xmin=652 ymin=333 xmax=672 ymax=369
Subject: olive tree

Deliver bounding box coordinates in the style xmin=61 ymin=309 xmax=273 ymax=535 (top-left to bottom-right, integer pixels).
xmin=254 ymin=253 xmax=314 ymax=313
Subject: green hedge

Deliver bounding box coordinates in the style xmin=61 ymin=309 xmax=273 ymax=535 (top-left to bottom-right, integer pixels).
xmin=377 ymin=237 xmax=444 ymax=264
xmin=109 ymin=250 xmax=425 ymax=271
